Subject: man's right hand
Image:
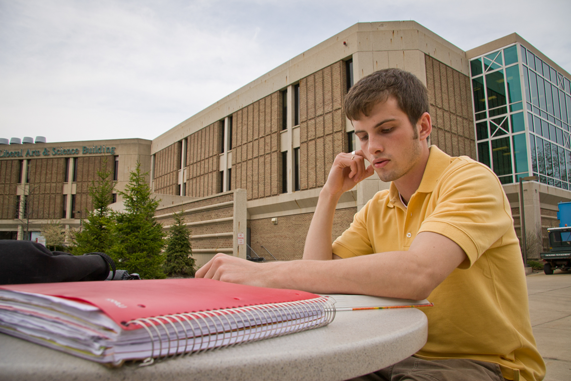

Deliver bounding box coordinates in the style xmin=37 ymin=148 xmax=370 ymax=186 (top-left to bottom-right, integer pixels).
xmin=322 ymin=149 xmax=374 ymax=198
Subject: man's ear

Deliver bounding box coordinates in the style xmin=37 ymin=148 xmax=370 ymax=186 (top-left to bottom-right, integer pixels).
xmin=417 ymin=112 xmax=432 ymax=141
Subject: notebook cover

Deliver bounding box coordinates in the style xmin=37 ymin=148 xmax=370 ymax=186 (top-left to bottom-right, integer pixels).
xmin=0 ymin=279 xmax=321 ymax=330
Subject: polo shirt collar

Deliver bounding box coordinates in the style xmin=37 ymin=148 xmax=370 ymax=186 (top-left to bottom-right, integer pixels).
xmin=387 ymin=145 xmax=451 ymax=207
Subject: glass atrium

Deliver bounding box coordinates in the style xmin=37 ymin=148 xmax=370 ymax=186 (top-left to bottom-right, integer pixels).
xmin=470 ymin=44 xmax=571 ymax=189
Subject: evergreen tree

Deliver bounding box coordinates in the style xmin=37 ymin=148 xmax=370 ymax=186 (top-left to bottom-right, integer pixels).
xmin=109 ymin=162 xmax=165 ymax=279
xmin=72 ymin=161 xmax=115 ymax=255
xmin=163 ymin=212 xmax=195 ymax=277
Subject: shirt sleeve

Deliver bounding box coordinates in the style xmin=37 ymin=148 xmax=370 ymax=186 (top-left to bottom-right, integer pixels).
xmin=332 ymin=194 xmax=380 ymax=258
xmin=418 ymin=161 xmax=515 ymax=268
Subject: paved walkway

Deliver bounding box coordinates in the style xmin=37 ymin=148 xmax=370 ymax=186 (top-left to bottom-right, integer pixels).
xmin=527 ymin=270 xmax=571 ymax=381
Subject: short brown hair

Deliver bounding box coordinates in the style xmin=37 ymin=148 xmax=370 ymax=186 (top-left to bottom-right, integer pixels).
xmin=344 ymin=68 xmax=429 ymax=126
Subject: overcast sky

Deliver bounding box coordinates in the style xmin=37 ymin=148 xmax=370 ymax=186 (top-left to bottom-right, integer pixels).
xmin=1 ymin=0 xmax=570 ymax=144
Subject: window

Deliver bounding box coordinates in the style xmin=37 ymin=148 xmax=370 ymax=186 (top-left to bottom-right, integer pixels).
xmin=219 ymin=171 xmax=224 ymax=193
xmin=281 ymin=89 xmax=288 ymax=131
xmin=294 ymin=84 xmax=300 ymax=126
xmin=220 ymin=121 xmax=225 ymax=154
xmin=228 ymin=116 xmax=233 ymax=151
xmin=227 ymin=168 xmax=232 ymax=191
xmin=347 ymin=131 xmax=356 ymax=153
xmin=346 ymin=59 xmax=354 ymax=91
xmin=64 ymin=158 xmax=70 ymax=182
xmin=62 ymin=195 xmax=67 ymax=218
xmin=112 ymin=193 xmax=117 ymax=203
xmin=113 ymin=156 xmax=119 ymax=181
xmin=18 ymin=160 xmax=23 ymax=184
xmin=22 ymin=195 xmax=28 ymax=218
xmin=16 ymin=196 xmax=21 ymax=218
xmin=73 ymin=158 xmax=78 ymax=182
xmin=281 ymin=151 xmax=288 ymax=193
xmin=71 ymin=195 xmax=76 ymax=218
xmin=294 ymin=148 xmax=300 ymax=191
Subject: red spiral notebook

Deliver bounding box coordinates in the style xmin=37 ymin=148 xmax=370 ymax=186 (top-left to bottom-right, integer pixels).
xmin=0 ymin=279 xmax=335 ymax=366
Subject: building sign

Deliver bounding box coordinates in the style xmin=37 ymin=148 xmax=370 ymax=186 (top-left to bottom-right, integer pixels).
xmin=0 ymin=145 xmax=116 ymax=159
xmin=237 ymin=232 xmax=245 ymax=245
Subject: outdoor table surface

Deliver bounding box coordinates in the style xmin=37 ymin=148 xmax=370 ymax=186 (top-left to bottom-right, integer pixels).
xmin=0 ymin=301 xmax=428 ymax=381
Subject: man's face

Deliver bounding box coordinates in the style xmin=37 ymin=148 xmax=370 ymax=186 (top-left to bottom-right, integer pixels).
xmin=352 ymin=97 xmax=425 ymax=183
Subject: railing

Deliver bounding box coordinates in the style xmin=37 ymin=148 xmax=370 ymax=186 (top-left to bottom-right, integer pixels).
xmin=246 ymin=243 xmax=265 ymax=262
xmin=261 ymin=245 xmax=278 ymax=261
xmin=245 ymin=244 xmax=278 ymax=262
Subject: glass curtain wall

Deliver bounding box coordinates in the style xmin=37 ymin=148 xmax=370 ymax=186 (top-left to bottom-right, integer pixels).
xmin=470 ymin=44 xmax=571 ymax=189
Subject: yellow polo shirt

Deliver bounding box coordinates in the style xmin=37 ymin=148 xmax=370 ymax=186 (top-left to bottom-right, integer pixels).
xmin=332 ymin=146 xmax=545 ymax=381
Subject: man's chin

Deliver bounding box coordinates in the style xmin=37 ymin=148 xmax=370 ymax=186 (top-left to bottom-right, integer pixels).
xmin=375 ymin=171 xmax=397 ymax=183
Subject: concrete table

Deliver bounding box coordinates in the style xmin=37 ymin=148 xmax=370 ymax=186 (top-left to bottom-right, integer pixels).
xmin=0 ymin=305 xmax=427 ymax=381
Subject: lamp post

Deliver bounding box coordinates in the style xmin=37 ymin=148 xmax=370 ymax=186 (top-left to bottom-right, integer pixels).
xmin=519 ymin=175 xmax=538 ymax=266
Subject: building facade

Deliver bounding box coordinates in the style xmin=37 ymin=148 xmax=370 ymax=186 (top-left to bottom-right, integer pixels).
xmin=467 ymin=34 xmax=571 ymax=255
xmin=150 ymin=21 xmax=571 ymax=266
xmin=2 ymin=21 xmax=570 ymax=266
xmin=0 ymin=138 xmax=151 ymax=241
xmin=150 ymin=21 xmax=480 ymax=266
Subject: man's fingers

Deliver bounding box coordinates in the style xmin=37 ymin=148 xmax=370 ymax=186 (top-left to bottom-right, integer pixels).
xmin=196 ymin=253 xmax=226 ymax=279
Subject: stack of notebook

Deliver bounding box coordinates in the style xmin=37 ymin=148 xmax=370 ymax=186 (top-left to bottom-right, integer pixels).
xmin=0 ymin=278 xmax=335 ymax=366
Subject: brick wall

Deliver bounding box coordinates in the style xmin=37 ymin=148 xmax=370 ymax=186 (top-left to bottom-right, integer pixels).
xmin=27 ymin=158 xmax=66 ymax=219
xmin=231 ymin=93 xmax=281 ymax=200
xmin=299 ymin=61 xmax=347 ymax=191
xmin=154 ymin=141 xmax=181 ymax=195
xmin=0 ymin=160 xmax=20 ymax=219
xmin=425 ymin=55 xmax=476 ymax=159
xmin=186 ymin=121 xmax=222 ymax=198
xmin=74 ymin=156 xmax=112 ymax=216
xmin=249 ymin=207 xmax=357 ymax=261
xmin=156 ymin=192 xmax=239 ymax=266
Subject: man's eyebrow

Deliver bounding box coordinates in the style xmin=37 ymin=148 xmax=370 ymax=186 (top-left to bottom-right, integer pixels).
xmin=354 ymin=118 xmax=397 ymax=134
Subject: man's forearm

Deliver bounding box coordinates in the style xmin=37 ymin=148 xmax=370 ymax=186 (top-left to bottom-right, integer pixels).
xmin=302 ymin=189 xmax=343 ymax=260
xmin=272 ymin=232 xmax=466 ymax=300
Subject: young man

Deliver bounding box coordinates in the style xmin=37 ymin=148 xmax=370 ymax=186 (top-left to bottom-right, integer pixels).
xmin=196 ymin=68 xmax=545 ymax=380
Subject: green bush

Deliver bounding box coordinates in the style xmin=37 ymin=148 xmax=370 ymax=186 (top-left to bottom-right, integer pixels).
xmin=527 ymin=260 xmax=544 ymax=270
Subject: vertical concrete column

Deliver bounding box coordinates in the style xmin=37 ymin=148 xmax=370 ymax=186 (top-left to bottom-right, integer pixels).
xmin=21 ymin=159 xmax=29 ymax=185
xmin=17 ymin=159 xmax=29 ymax=240
xmin=351 ymin=52 xmax=389 ymax=211
xmin=286 ymin=85 xmax=294 ymax=193
xmin=66 ymin=158 xmax=74 ymax=219
xmin=150 ymin=154 xmax=155 ymax=192
xmin=222 ymin=118 xmax=230 ymax=192
xmin=179 ymin=140 xmax=187 ymax=196
xmin=233 ymin=189 xmax=248 ymax=259
xmin=523 ymin=181 xmax=542 ymax=260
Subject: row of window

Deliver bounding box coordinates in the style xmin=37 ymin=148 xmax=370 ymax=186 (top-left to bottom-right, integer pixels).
xmin=530 ymin=134 xmax=571 ymax=189
xmin=14 ymin=157 xmax=120 ymax=184
xmin=15 ymin=192 xmax=118 ymax=220
xmin=176 ymin=59 xmax=355 ymax=196
xmin=470 ymin=43 xmax=571 ymax=190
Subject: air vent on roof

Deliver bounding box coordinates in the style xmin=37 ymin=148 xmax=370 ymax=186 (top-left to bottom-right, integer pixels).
xmin=35 ymin=136 xmax=47 ymax=144
xmin=22 ymin=137 xmax=34 ymax=144
xmin=0 ymin=138 xmax=8 ymax=145
xmin=10 ymin=138 xmax=22 ymax=145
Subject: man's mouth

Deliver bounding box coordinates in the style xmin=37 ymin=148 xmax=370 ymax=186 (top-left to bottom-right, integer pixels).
xmin=372 ymin=158 xmax=389 ymax=168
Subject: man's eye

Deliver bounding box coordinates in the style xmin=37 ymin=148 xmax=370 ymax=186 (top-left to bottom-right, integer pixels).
xmin=357 ymin=135 xmax=368 ymax=141
xmin=381 ymin=128 xmax=394 ymax=133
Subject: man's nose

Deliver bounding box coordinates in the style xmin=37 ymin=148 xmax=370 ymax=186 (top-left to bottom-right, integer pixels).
xmin=368 ymin=135 xmax=384 ymax=155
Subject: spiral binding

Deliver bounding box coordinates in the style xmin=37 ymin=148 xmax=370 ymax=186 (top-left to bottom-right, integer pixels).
xmin=126 ymin=296 xmax=336 ymax=366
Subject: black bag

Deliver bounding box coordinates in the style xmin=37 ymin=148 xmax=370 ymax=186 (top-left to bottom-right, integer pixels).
xmin=0 ymin=241 xmax=118 ymax=285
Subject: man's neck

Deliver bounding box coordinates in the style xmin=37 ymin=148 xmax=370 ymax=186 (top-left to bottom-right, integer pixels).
xmin=393 ymin=146 xmax=431 ymax=204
